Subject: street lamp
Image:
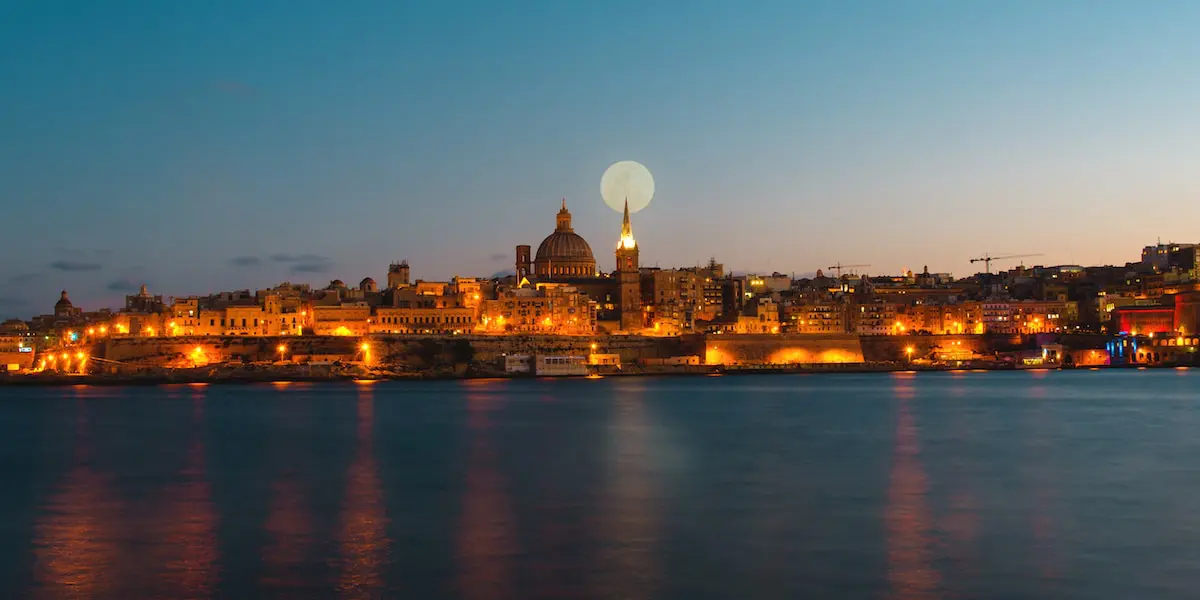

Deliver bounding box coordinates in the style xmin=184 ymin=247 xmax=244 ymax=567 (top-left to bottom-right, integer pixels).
xmin=905 ymin=346 xmax=914 ymax=363
xmin=277 ymin=344 xmax=287 ymax=361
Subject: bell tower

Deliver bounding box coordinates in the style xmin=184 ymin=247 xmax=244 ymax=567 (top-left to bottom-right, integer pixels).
xmin=615 ymin=199 xmax=642 ymax=331
xmin=387 ymin=260 xmax=411 ymax=289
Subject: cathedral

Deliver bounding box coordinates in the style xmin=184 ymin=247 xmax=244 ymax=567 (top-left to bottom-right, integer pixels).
xmin=516 ymin=200 xmax=643 ymax=331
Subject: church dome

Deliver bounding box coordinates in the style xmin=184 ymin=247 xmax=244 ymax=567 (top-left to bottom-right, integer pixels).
xmin=535 ymin=231 xmax=595 ymax=263
xmin=54 ymin=290 xmax=73 ymax=311
xmin=533 ymin=200 xmax=596 ymax=278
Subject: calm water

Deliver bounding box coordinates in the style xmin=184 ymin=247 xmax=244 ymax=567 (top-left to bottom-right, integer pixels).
xmin=2 ymin=370 xmax=1199 ymax=599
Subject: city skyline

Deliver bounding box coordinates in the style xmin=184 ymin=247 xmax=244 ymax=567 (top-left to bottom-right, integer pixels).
xmin=4 ymin=1 xmax=1200 ymax=317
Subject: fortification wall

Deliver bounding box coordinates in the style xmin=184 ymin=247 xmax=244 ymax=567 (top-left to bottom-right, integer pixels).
xmin=95 ymin=334 xmax=700 ymax=369
xmin=859 ymin=334 xmax=1021 ymax=362
xmin=91 ymin=332 xmax=1111 ymax=371
xmin=704 ymin=334 xmax=865 ymax=365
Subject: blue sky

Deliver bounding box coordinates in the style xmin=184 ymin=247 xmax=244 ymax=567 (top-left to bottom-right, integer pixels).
xmin=3 ymin=1 xmax=1199 ymax=317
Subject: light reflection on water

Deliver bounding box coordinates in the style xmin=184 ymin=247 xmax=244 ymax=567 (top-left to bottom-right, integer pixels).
xmin=32 ymin=401 xmax=119 ymax=599
xmin=9 ymin=371 xmax=1200 ymax=598
xmin=456 ymin=388 xmax=516 ymax=600
xmin=335 ymin=384 xmax=389 ymax=596
xmin=885 ymin=376 xmax=938 ymax=600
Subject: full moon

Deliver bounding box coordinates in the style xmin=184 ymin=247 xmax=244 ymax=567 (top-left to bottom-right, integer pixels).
xmin=601 ymin=160 xmax=655 ymax=214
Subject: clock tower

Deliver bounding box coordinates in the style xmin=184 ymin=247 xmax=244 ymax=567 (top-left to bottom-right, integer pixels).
xmin=615 ymin=199 xmax=642 ymax=331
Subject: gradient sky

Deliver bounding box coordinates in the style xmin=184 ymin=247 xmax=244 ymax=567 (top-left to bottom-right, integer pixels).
xmin=3 ymin=1 xmax=1200 ymax=318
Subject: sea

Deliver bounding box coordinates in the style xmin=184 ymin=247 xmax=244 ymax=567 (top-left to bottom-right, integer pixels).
xmin=1 ymin=370 xmax=1198 ymax=599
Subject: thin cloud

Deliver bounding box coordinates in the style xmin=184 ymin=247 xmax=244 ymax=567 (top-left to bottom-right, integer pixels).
xmin=292 ymin=262 xmax=332 ymax=274
xmin=10 ymin=273 xmax=41 ymax=283
xmin=50 ymin=260 xmax=102 ymax=272
xmin=106 ymin=278 xmax=142 ymax=292
xmin=271 ymin=253 xmax=329 ymax=263
xmin=230 ymin=256 xmax=261 ymax=267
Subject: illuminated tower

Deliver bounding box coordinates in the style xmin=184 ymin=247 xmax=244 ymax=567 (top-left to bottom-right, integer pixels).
xmin=387 ymin=260 xmax=410 ymax=289
xmin=515 ymin=245 xmax=531 ymax=281
xmin=616 ymin=199 xmax=642 ymax=331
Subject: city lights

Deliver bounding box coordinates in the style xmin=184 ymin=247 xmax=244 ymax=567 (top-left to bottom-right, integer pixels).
xmin=6 ymin=203 xmax=1198 ymax=377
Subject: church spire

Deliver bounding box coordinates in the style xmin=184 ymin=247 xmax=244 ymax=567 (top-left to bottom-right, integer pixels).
xmin=617 ymin=198 xmax=636 ymax=250
xmin=621 ymin=198 xmax=632 ymax=238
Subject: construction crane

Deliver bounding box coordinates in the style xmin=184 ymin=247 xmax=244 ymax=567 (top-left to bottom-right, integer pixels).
xmin=970 ymin=253 xmax=1043 ymax=274
xmin=828 ymin=263 xmax=871 ymax=278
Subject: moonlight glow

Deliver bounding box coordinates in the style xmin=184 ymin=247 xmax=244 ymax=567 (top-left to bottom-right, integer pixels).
xmin=601 ymin=161 xmax=655 ymax=214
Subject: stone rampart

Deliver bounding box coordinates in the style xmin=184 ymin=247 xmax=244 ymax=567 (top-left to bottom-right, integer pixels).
xmin=704 ymin=334 xmax=865 ymax=365
xmin=94 ymin=334 xmax=700 ymax=370
xmin=90 ymin=332 xmax=1112 ymax=371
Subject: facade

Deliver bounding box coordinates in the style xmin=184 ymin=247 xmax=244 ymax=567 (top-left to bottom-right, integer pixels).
xmin=642 ymin=267 xmax=704 ymax=332
xmin=371 ymin=306 xmax=475 ymax=334
xmin=477 ymin=284 xmax=597 ymax=335
xmin=312 ymin=304 xmax=372 ymax=336
xmin=789 ymin=301 xmax=848 ymax=334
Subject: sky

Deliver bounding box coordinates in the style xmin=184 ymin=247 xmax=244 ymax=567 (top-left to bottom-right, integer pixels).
xmin=3 ymin=0 xmax=1200 ymax=318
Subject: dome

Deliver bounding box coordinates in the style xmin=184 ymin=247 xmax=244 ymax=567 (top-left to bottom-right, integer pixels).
xmin=535 ymin=231 xmax=595 ymax=263
xmin=54 ymin=290 xmax=73 ymax=311
xmin=359 ymin=277 xmax=377 ymax=292
xmin=328 ymin=279 xmax=346 ymax=289
xmin=532 ymin=200 xmax=597 ymax=278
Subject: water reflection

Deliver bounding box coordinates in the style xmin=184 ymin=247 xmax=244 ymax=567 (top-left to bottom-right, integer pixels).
xmin=260 ymin=400 xmax=315 ymax=590
xmin=148 ymin=386 xmax=218 ymax=594
xmin=456 ymin=389 xmax=517 ymax=600
xmin=942 ymin=388 xmax=978 ymax=578
xmin=1026 ymin=385 xmax=1060 ymax=582
xmin=594 ymin=385 xmax=660 ymax=599
xmin=32 ymin=397 xmax=120 ymax=598
xmin=886 ymin=377 xmax=939 ymax=599
xmin=335 ymin=384 xmax=390 ymax=597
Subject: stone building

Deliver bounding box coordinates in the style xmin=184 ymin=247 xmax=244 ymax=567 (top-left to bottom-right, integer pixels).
xmin=477 ymin=284 xmax=597 ymax=335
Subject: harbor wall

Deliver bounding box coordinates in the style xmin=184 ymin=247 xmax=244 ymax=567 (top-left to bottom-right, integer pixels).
xmin=703 ymin=334 xmax=866 ymax=365
xmin=88 ymin=331 xmax=1111 ymax=371
xmin=92 ymin=334 xmax=701 ymax=370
